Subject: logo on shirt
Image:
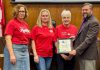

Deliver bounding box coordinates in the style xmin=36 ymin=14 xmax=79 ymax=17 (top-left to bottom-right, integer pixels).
xmin=20 ymin=28 xmax=30 ymax=33
xmin=61 ymin=32 xmax=67 ymax=35
xmin=49 ymin=29 xmax=53 ymax=33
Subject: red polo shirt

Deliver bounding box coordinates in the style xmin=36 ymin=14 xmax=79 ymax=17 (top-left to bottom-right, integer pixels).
xmin=55 ymin=24 xmax=78 ymax=53
xmin=5 ymin=18 xmax=31 ymax=45
xmin=31 ymin=25 xmax=55 ymax=57
xmin=56 ymin=24 xmax=78 ymax=39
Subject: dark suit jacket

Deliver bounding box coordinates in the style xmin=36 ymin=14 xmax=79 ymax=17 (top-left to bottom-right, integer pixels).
xmin=74 ymin=15 xmax=99 ymax=60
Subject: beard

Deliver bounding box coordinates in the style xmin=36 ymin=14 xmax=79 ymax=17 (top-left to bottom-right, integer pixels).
xmin=83 ymin=13 xmax=91 ymax=18
xmin=83 ymin=13 xmax=87 ymax=18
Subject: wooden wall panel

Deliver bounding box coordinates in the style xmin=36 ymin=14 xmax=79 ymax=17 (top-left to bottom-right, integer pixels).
xmin=3 ymin=0 xmax=83 ymax=29
xmin=3 ymin=0 xmax=100 ymax=29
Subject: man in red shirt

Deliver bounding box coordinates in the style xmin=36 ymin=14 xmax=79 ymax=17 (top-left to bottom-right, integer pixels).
xmin=55 ymin=9 xmax=78 ymax=70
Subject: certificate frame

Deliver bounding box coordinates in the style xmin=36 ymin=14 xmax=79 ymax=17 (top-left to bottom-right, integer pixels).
xmin=57 ymin=38 xmax=73 ymax=54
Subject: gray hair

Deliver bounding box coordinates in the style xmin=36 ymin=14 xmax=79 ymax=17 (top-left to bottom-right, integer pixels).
xmin=61 ymin=9 xmax=71 ymax=20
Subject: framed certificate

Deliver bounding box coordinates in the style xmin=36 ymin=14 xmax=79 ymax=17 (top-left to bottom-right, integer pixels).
xmin=57 ymin=38 xmax=73 ymax=54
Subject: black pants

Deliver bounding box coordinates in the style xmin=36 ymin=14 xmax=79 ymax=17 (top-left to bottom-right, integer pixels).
xmin=56 ymin=54 xmax=75 ymax=70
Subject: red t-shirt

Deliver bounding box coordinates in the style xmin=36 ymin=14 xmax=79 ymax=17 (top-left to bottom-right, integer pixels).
xmin=5 ymin=18 xmax=31 ymax=45
xmin=55 ymin=24 xmax=78 ymax=53
xmin=56 ymin=24 xmax=78 ymax=39
xmin=31 ymin=25 xmax=55 ymax=57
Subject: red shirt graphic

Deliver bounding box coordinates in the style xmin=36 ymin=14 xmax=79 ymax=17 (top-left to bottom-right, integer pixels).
xmin=5 ymin=18 xmax=31 ymax=45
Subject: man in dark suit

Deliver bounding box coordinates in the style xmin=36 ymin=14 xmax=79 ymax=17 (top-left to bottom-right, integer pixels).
xmin=69 ymin=3 xmax=100 ymax=70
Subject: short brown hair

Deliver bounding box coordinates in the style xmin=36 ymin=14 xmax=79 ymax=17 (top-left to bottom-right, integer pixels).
xmin=12 ymin=4 xmax=28 ymax=19
xmin=82 ymin=3 xmax=93 ymax=10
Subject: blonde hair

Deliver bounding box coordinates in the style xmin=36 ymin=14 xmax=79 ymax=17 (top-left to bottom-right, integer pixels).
xmin=12 ymin=4 xmax=28 ymax=19
xmin=61 ymin=9 xmax=71 ymax=20
xmin=36 ymin=9 xmax=52 ymax=28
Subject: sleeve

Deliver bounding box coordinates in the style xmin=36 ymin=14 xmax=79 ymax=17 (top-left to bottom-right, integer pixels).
xmin=70 ymin=26 xmax=78 ymax=41
xmin=31 ymin=26 xmax=37 ymax=40
xmin=71 ymin=25 xmax=78 ymax=37
xmin=52 ymin=28 xmax=57 ymax=42
xmin=74 ymin=26 xmax=78 ymax=36
xmin=5 ymin=21 xmax=15 ymax=36
xmin=54 ymin=27 xmax=59 ymax=42
xmin=76 ymin=21 xmax=99 ymax=55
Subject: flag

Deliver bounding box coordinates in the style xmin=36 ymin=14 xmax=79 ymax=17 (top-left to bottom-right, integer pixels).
xmin=0 ymin=0 xmax=5 ymax=37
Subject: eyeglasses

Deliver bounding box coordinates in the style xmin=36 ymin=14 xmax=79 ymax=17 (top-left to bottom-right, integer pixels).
xmin=18 ymin=11 xmax=25 ymax=13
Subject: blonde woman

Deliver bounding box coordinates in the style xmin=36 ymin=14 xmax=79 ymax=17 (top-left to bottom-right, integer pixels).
xmin=31 ymin=9 xmax=55 ymax=70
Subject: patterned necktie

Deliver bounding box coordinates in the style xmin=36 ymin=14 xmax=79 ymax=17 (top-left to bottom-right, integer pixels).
xmin=79 ymin=18 xmax=87 ymax=32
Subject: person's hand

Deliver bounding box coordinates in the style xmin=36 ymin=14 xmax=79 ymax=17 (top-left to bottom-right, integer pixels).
xmin=34 ymin=55 xmax=39 ymax=63
xmin=70 ymin=36 xmax=75 ymax=39
xmin=69 ymin=50 xmax=76 ymax=56
xmin=60 ymin=54 xmax=71 ymax=60
xmin=70 ymin=36 xmax=75 ymax=41
xmin=10 ymin=54 xmax=16 ymax=64
xmin=68 ymin=55 xmax=73 ymax=60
